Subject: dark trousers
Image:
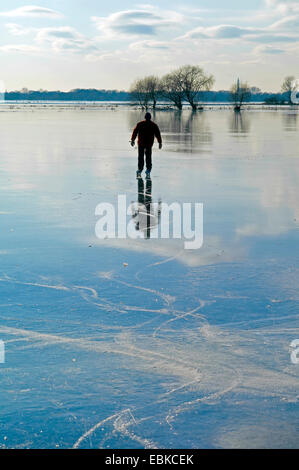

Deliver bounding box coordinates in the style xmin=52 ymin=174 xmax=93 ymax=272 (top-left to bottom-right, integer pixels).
xmin=138 ymin=146 xmax=152 ymax=172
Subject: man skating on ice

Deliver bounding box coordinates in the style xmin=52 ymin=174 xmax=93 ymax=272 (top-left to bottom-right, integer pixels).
xmin=131 ymin=112 xmax=162 ymax=179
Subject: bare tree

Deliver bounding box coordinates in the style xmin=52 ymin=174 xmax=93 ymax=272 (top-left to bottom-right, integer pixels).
xmin=142 ymin=75 xmax=161 ymax=109
xmin=179 ymin=65 xmax=214 ymax=110
xmin=129 ymin=76 xmax=161 ymax=109
xmin=281 ymin=76 xmax=296 ymax=105
xmin=160 ymin=69 xmax=185 ymax=110
xmin=129 ymin=78 xmax=150 ymax=109
xmin=230 ymin=79 xmax=251 ymax=111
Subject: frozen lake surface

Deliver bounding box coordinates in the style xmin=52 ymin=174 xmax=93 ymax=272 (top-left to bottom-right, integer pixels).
xmin=0 ymin=107 xmax=298 ymax=449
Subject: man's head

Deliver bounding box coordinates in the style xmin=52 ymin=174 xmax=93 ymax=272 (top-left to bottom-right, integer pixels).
xmin=145 ymin=112 xmax=152 ymax=121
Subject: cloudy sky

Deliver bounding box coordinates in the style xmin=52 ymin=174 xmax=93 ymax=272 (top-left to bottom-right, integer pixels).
xmin=0 ymin=0 xmax=298 ymax=92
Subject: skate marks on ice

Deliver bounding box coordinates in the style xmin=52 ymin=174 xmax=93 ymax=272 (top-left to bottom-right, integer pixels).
xmin=73 ymin=409 xmax=157 ymax=449
xmin=0 ymin=265 xmax=298 ymax=448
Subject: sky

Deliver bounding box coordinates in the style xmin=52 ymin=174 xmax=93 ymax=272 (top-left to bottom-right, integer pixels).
xmin=0 ymin=0 xmax=298 ymax=92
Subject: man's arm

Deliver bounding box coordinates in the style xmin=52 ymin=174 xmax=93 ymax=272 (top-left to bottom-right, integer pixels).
xmin=131 ymin=124 xmax=139 ymax=146
xmin=154 ymin=124 xmax=162 ymax=149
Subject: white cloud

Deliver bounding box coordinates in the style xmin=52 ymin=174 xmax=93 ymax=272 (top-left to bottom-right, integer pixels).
xmin=269 ymin=14 xmax=299 ymax=30
xmin=129 ymin=40 xmax=171 ymax=50
xmin=92 ymin=8 xmax=184 ymax=38
xmin=0 ymin=44 xmax=41 ymax=54
xmin=265 ymin=0 xmax=299 ymax=10
xmin=36 ymin=27 xmax=82 ymax=42
xmin=0 ymin=3 xmax=298 ymax=90
xmin=254 ymin=44 xmax=285 ymax=54
xmin=3 ymin=25 xmax=99 ymax=56
xmin=181 ymin=25 xmax=261 ymax=40
xmin=35 ymin=27 xmax=98 ymax=54
xmin=5 ymin=23 xmax=34 ymax=36
xmin=0 ymin=5 xmax=62 ymax=18
xmin=180 ymin=9 xmax=299 ymax=45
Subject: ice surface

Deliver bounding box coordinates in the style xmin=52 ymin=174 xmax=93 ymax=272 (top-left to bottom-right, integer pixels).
xmin=0 ymin=106 xmax=298 ymax=448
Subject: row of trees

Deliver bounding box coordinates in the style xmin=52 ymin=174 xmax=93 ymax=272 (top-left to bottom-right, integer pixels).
xmin=227 ymin=76 xmax=298 ymax=109
xmin=130 ymin=65 xmax=215 ymax=111
xmin=130 ymin=67 xmax=298 ymax=111
xmin=232 ymin=76 xmax=299 ymax=109
xmin=4 ymin=88 xmax=129 ymax=101
xmin=4 ymin=73 xmax=296 ymax=108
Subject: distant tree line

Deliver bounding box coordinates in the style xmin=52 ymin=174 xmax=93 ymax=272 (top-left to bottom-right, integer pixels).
xmin=3 ymin=75 xmax=297 ymax=106
xmin=4 ymin=88 xmax=130 ymax=101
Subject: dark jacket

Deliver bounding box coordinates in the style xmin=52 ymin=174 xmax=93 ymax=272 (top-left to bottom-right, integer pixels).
xmin=131 ymin=120 xmax=162 ymax=147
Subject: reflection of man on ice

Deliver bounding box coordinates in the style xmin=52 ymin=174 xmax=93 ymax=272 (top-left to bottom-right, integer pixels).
xmin=131 ymin=178 xmax=161 ymax=239
xmin=131 ymin=112 xmax=162 ymax=180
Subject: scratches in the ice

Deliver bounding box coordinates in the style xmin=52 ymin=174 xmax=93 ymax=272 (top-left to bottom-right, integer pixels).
xmin=109 ymin=276 xmax=176 ymax=307
xmin=98 ymin=271 xmax=114 ymax=280
xmin=95 ymin=271 xmax=179 ymax=324
xmin=0 ymin=325 xmax=202 ymax=382
xmin=0 ymin=276 xmax=69 ymax=291
xmin=113 ymin=409 xmax=158 ymax=449
xmin=165 ymin=364 xmax=242 ymax=430
xmin=73 ymin=408 xmax=157 ymax=449
xmin=73 ymin=411 xmax=123 ymax=449
xmin=152 ymin=299 xmax=209 ymax=338
xmin=163 ymin=379 xmax=202 ymax=397
xmin=73 ymin=286 xmax=98 ymax=299
xmin=0 ymin=272 xmax=180 ymax=336
xmin=134 ymin=251 xmax=184 ymax=282
xmin=2 ymin=260 xmax=298 ymax=449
